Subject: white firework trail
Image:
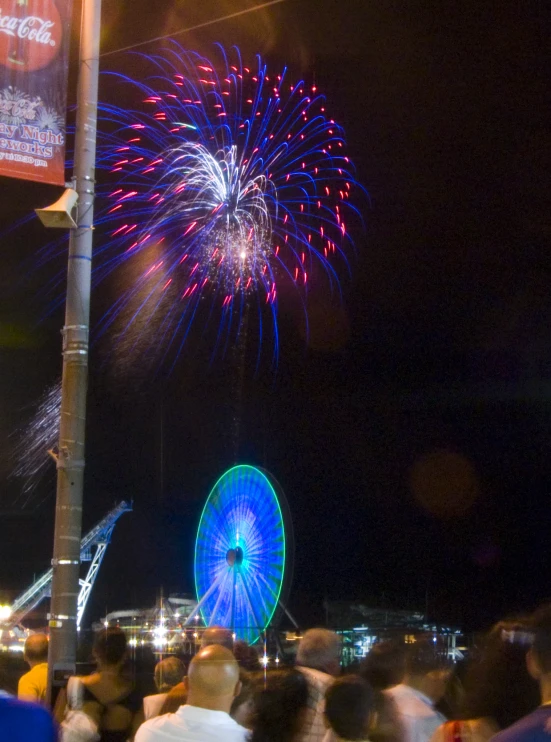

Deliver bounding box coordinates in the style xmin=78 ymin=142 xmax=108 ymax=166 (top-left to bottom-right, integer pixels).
xmin=10 ymin=380 xmax=61 ymax=508
xmin=149 ymin=142 xmax=275 ymax=290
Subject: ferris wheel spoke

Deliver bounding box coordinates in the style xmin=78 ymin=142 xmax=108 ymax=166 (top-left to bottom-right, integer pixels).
xmin=185 ymin=566 xmax=228 ymax=625
xmin=244 ymin=527 xmax=269 ymax=557
xmin=249 ymin=571 xmax=272 ymax=623
xmin=238 ymin=567 xmax=264 ymax=639
xmin=218 ymin=567 xmax=236 ymax=630
xmin=256 ymin=570 xmax=282 ymax=603
xmin=207 ymin=567 xmax=232 ymax=626
xmin=230 ymin=563 xmax=237 ymax=630
xmin=247 ymin=538 xmax=266 ymax=560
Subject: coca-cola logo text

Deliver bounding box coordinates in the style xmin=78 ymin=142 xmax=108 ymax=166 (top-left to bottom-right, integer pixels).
xmin=0 ymin=0 xmax=62 ymax=72
xmin=0 ymin=13 xmax=56 ymax=46
xmin=0 ymin=93 xmax=41 ymax=121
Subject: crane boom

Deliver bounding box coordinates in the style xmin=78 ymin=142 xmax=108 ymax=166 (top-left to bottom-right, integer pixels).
xmin=2 ymin=501 xmax=131 ymax=630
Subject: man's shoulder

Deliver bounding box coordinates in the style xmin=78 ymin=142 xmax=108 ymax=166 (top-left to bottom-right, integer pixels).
xmin=17 ymin=667 xmax=37 ymax=694
xmin=297 ymin=666 xmax=333 ymax=690
xmin=386 ymin=684 xmax=415 ymax=704
xmin=135 ymin=707 xmax=249 ymax=742
xmin=17 ymin=668 xmax=31 ymax=683
xmin=143 ymin=692 xmax=168 ymax=719
xmin=385 ymin=685 xmax=440 ymax=720
xmin=0 ymin=695 xmax=49 ymax=714
xmin=32 ymin=664 xmax=48 ymax=680
xmin=20 ymin=663 xmax=47 ymax=683
xmin=492 ymin=708 xmax=551 ymax=742
xmin=135 ymin=712 xmax=180 ymax=741
xmin=0 ymin=696 xmax=56 ymax=736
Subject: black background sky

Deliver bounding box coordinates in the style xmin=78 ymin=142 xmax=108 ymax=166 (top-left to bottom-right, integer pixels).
xmin=0 ymin=0 xmax=550 ymax=633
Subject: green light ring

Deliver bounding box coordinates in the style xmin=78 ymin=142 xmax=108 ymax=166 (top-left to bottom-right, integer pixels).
xmin=194 ymin=464 xmax=286 ymax=643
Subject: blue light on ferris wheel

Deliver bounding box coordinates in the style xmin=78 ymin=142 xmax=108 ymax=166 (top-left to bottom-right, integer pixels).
xmin=194 ymin=465 xmax=289 ymax=644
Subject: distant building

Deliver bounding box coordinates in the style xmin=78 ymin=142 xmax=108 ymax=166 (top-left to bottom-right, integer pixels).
xmin=323 ymin=601 xmax=465 ymax=665
xmin=96 ymin=594 xmax=200 ymax=653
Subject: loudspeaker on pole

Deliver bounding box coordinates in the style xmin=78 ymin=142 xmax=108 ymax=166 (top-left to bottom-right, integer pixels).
xmin=35 ymin=188 xmax=78 ymax=229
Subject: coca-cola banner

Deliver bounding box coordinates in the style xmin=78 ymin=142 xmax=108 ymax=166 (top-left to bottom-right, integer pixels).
xmin=0 ymin=0 xmax=72 ymax=185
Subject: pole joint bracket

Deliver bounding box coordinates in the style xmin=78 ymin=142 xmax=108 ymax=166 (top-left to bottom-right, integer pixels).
xmin=51 ymin=558 xmax=80 ymax=567
xmin=61 ymin=324 xmax=89 ymax=360
xmin=55 ymin=445 xmax=85 ymax=470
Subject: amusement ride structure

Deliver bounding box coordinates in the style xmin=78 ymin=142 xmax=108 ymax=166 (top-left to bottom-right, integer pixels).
xmin=2 ymin=468 xmax=295 ymax=648
xmin=187 ymin=465 xmax=295 ymax=644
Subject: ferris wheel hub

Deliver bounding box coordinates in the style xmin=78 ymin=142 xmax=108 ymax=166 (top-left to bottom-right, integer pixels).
xmin=226 ymin=546 xmax=243 ymax=566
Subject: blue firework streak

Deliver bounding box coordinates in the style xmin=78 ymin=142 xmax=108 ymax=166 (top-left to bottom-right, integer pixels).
xmin=91 ymin=43 xmax=362 ymax=368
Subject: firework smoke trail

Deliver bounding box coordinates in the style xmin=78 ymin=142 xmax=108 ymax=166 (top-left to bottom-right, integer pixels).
xmin=10 ymin=380 xmax=61 ymax=507
xmin=67 ymin=42 xmax=363 ymax=371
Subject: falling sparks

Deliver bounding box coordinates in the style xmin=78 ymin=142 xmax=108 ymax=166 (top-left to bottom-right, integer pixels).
xmin=10 ymin=381 xmax=61 ymax=507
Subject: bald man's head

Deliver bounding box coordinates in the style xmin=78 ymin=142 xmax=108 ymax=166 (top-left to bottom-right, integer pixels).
xmin=24 ymin=633 xmax=49 ymax=667
xmin=201 ymin=626 xmax=234 ymax=651
xmin=186 ymin=645 xmax=241 ymax=713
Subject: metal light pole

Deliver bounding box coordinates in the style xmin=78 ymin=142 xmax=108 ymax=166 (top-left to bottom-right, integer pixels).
xmin=47 ymin=0 xmax=102 ymax=703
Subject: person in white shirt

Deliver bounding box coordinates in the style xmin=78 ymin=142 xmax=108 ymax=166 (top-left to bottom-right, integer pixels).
xmin=296 ymin=628 xmax=341 ymax=742
xmin=135 ymin=644 xmax=248 ymax=742
xmin=143 ymin=657 xmax=186 ymax=720
xmin=385 ymin=638 xmax=450 ymax=742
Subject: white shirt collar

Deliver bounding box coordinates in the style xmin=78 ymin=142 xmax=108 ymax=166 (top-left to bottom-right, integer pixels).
xmin=175 ymin=704 xmax=236 ymax=725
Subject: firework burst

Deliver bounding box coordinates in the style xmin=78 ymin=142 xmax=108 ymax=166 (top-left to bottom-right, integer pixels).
xmin=88 ymin=43 xmax=363 ymax=369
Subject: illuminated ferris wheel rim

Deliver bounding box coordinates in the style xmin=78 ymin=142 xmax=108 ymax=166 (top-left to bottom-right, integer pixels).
xmin=193 ymin=464 xmax=293 ymax=643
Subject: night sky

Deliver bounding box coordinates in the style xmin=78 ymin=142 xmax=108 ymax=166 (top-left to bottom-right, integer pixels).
xmin=0 ymin=0 xmax=549 ymax=633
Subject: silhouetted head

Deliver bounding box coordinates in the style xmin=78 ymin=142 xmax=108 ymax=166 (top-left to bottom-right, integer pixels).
xmin=404 ymin=636 xmax=450 ymax=703
xmin=234 ymin=639 xmax=261 ymax=671
xmin=463 ymin=619 xmax=539 ymax=730
xmin=360 ymin=639 xmax=406 ymax=690
xmin=325 ymin=675 xmax=374 ymax=741
xmin=93 ymin=627 xmax=127 ymax=668
xmin=251 ymin=668 xmax=309 ymax=742
xmin=24 ymin=633 xmax=49 ymax=667
xmin=296 ymin=629 xmax=340 ymax=676
xmin=230 ymin=669 xmax=255 ymax=729
xmin=186 ymin=644 xmax=241 ymax=713
xmin=154 ymin=656 xmax=186 ymax=693
xmin=201 ymin=626 xmax=234 ymax=651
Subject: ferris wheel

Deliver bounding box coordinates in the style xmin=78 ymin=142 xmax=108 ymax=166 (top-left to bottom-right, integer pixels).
xmin=190 ymin=465 xmax=293 ymax=645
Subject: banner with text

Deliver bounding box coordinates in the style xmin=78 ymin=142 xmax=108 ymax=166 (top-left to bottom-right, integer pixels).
xmin=0 ymin=0 xmax=72 ymax=185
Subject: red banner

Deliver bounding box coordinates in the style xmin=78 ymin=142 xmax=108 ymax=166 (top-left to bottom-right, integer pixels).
xmin=0 ymin=0 xmax=72 ymax=185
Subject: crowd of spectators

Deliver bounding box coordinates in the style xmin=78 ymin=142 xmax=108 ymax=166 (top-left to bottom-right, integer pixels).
xmin=3 ymin=605 xmax=551 ymax=742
